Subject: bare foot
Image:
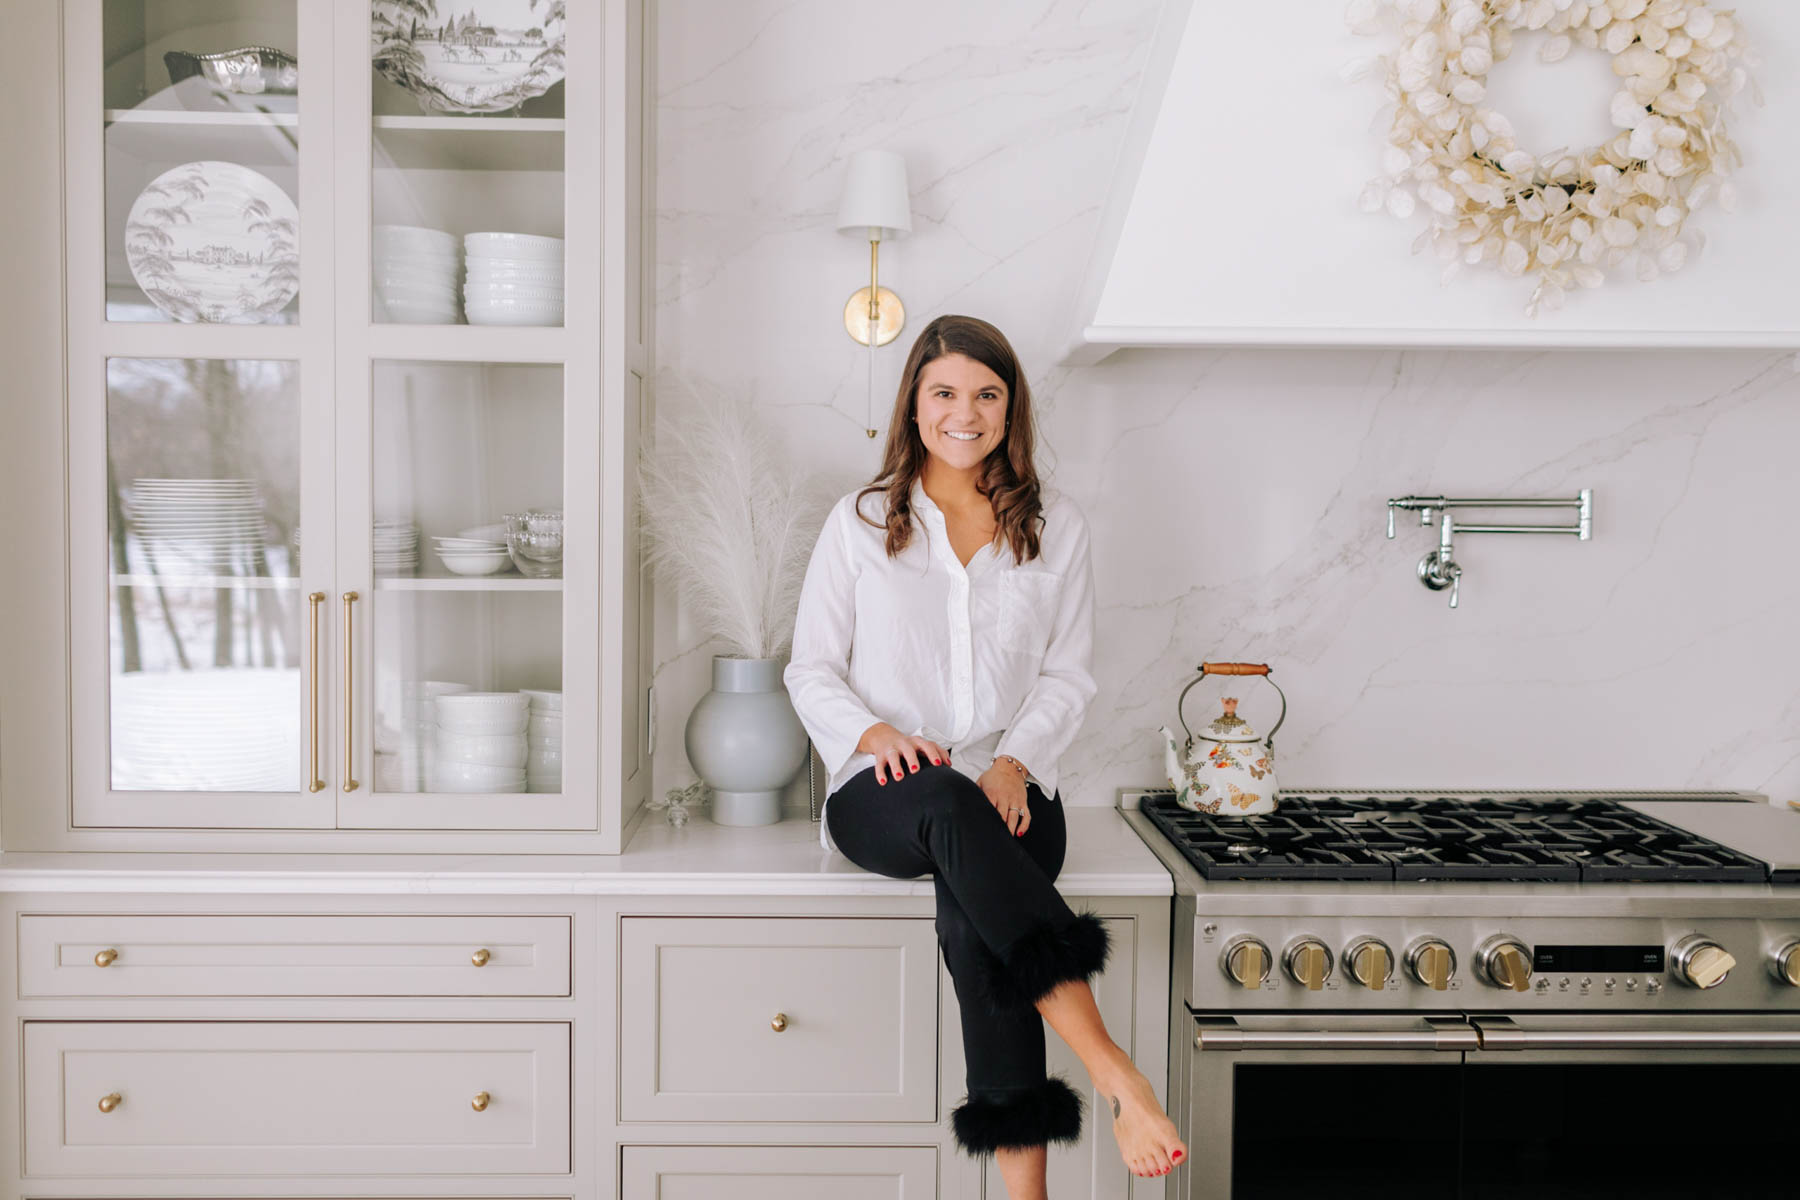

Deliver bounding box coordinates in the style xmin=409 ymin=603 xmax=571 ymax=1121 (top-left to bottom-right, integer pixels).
xmin=1095 ymin=1058 xmax=1187 ymax=1178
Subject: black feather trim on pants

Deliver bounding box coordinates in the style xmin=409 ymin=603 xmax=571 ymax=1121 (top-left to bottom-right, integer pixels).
xmin=975 ymin=910 xmax=1111 ymax=1013
xmin=951 ymin=1074 xmax=1086 ymax=1155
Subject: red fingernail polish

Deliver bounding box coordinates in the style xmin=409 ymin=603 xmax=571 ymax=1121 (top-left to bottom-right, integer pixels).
xmin=932 ymin=758 xmax=941 ymax=765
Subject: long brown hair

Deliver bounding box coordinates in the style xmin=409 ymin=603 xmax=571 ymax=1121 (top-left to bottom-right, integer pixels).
xmin=855 ymin=314 xmax=1044 ymax=565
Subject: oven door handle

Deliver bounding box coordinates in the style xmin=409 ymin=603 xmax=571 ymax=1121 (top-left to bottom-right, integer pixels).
xmin=1474 ymin=1017 xmax=1800 ymax=1052
xmin=1194 ymin=1018 xmax=1478 ymax=1052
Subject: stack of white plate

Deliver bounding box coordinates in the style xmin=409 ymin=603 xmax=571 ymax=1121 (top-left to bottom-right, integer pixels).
xmin=464 ymin=232 xmax=563 ymax=326
xmin=123 ymin=478 xmax=266 ymax=571
xmin=428 ymin=693 xmax=529 ymax=793
xmin=373 ymin=518 xmax=420 ymax=575
xmin=521 ymin=689 xmax=562 ymax=793
xmin=375 ymin=680 xmax=470 ymax=792
xmin=431 ymin=522 xmax=512 ymax=577
xmin=374 ymin=224 xmax=461 ymax=324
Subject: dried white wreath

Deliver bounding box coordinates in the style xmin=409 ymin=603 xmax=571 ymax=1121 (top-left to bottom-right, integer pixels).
xmin=1348 ymin=0 xmax=1756 ymax=315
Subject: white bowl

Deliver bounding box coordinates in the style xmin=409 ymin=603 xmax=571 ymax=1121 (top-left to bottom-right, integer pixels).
xmin=526 ymin=744 xmax=563 ymax=773
xmin=519 ymin=688 xmax=563 ymax=712
xmin=434 ymin=729 xmax=529 ymax=768
xmin=437 ymin=549 xmax=513 ymax=576
xmin=526 ymin=775 xmax=562 ymax=794
xmin=466 ymin=282 xmax=565 ymax=302
xmin=456 ymin=523 xmax=511 ymax=542
xmin=375 ymin=269 xmax=458 ymax=290
xmin=528 ymin=713 xmax=563 ymax=739
xmin=465 ymin=232 xmax=564 ymax=261
xmin=427 ymin=759 xmax=527 ymax=792
xmin=432 ymin=535 xmax=507 ymax=549
xmin=465 ymin=263 xmax=564 ymax=283
xmin=380 ymin=300 xmax=460 ymax=324
xmin=436 ymin=692 xmax=530 ymax=734
xmin=378 ymin=283 xmax=459 ymax=303
xmin=466 ymin=305 xmax=563 ymax=327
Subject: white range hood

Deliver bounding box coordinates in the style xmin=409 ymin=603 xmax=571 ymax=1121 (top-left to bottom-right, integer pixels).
xmin=1061 ymin=0 xmax=1799 ymax=363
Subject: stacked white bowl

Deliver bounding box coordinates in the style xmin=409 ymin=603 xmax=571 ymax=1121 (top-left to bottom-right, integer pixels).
xmin=374 ymin=224 xmax=461 ymax=324
xmin=429 ymin=693 xmax=529 ymax=793
xmin=375 ymin=680 xmax=470 ymax=793
xmin=431 ymin=522 xmax=512 ymax=577
xmin=464 ymin=232 xmax=563 ymax=326
xmin=521 ymin=689 xmax=562 ymax=793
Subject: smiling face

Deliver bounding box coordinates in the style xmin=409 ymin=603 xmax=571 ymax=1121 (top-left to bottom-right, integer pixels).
xmin=914 ymin=352 xmax=1009 ymax=473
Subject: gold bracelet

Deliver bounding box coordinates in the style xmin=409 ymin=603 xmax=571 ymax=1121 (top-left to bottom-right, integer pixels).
xmin=995 ymin=754 xmax=1028 ymax=779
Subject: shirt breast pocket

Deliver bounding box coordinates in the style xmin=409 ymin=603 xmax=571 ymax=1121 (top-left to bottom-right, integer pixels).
xmin=998 ymin=570 xmax=1061 ymax=658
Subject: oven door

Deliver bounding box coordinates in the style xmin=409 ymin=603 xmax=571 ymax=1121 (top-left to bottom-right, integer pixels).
xmin=1186 ymin=1013 xmax=1800 ymax=1200
xmin=1187 ymin=1015 xmax=1478 ymax=1200
xmin=1460 ymin=1014 xmax=1800 ymax=1200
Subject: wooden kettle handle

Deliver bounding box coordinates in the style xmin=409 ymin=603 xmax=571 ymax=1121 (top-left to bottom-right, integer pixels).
xmin=1200 ymin=662 xmax=1271 ymax=677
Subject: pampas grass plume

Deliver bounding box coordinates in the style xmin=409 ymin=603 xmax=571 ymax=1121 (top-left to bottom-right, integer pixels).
xmin=636 ymin=377 xmax=834 ymax=660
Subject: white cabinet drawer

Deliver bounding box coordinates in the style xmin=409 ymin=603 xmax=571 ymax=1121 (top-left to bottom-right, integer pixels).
xmin=18 ymin=913 xmax=571 ymax=997
xmin=23 ymin=1021 xmax=571 ymax=1178
xmin=619 ymin=917 xmax=938 ymax=1124
xmin=622 ymin=1145 xmax=937 ymax=1199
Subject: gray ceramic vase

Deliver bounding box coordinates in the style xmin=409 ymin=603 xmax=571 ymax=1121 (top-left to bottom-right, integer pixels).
xmin=684 ymin=655 xmax=808 ymax=826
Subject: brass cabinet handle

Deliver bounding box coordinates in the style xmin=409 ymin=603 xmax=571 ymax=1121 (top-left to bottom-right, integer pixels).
xmin=93 ymin=948 xmax=119 ymax=968
xmin=470 ymin=948 xmax=491 ymax=967
xmin=341 ymin=592 xmax=359 ymax=792
xmin=471 ymin=1091 xmax=490 ymax=1112
xmin=307 ymin=592 xmax=326 ymax=792
xmin=98 ymin=1092 xmax=121 ymax=1113
xmin=770 ymin=1013 xmax=789 ymax=1033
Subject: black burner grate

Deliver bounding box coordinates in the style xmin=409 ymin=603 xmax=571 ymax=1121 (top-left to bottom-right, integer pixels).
xmin=1140 ymin=792 xmax=1772 ymax=884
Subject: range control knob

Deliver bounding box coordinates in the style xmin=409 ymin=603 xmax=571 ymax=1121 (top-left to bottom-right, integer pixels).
xmin=1773 ymin=942 xmax=1800 ymax=988
xmin=1476 ymin=936 xmax=1532 ymax=992
xmin=1406 ymin=938 xmax=1457 ymax=991
xmin=1671 ymin=935 xmax=1735 ymax=989
xmin=1221 ymin=937 xmax=1271 ymax=989
xmin=1284 ymin=938 xmax=1333 ymax=991
xmin=1345 ymin=938 xmax=1393 ymax=991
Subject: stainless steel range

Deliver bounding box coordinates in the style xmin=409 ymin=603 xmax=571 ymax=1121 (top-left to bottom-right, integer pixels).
xmin=1121 ymin=789 xmax=1800 ymax=1200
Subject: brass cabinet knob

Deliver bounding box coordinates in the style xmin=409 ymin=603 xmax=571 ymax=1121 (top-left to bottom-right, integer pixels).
xmin=470 ymin=948 xmax=491 ymax=967
xmin=1406 ymin=939 xmax=1456 ymax=991
xmin=1672 ymin=935 xmax=1735 ymax=989
xmin=1221 ymin=937 xmax=1270 ymax=989
xmin=93 ymin=948 xmax=119 ymax=968
xmin=98 ymin=1092 xmax=121 ymax=1113
xmin=1284 ymin=938 xmax=1332 ymax=991
xmin=1773 ymin=942 xmax=1800 ymax=988
xmin=1477 ymin=936 xmax=1532 ymax=992
xmin=471 ymin=1091 xmax=490 ymax=1112
xmin=770 ymin=1013 xmax=789 ymax=1033
xmin=1346 ymin=938 xmax=1392 ymax=991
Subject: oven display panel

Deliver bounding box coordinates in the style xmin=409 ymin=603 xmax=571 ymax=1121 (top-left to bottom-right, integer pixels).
xmin=1533 ymin=945 xmax=1665 ymax=973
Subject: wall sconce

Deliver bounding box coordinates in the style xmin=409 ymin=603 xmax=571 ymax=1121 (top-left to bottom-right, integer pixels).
xmin=836 ymin=149 xmax=912 ymax=436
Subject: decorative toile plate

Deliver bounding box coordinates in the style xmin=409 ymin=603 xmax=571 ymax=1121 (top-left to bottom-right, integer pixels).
xmin=371 ymin=0 xmax=566 ymax=114
xmin=125 ymin=161 xmax=300 ymax=323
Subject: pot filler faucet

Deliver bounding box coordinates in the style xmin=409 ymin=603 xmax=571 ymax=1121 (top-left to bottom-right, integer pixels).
xmin=1386 ymin=490 xmax=1592 ymax=609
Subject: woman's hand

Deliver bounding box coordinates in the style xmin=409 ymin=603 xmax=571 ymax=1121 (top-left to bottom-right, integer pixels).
xmin=857 ymin=722 xmax=949 ymax=785
xmin=979 ymin=763 xmax=1031 ymax=837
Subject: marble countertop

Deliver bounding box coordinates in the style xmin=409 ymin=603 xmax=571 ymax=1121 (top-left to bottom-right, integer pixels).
xmin=0 ymin=807 xmax=1173 ymax=896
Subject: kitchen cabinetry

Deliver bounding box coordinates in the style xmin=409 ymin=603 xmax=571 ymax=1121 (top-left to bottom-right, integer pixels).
xmin=0 ymin=816 xmax=1176 ymax=1199
xmin=2 ymin=0 xmax=654 ymax=851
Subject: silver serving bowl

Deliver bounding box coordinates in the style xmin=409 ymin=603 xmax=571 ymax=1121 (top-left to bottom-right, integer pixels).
xmin=164 ymin=47 xmax=299 ymax=95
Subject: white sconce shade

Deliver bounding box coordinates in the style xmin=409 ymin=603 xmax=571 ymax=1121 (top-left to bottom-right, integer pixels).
xmin=836 ymin=150 xmax=912 ymax=241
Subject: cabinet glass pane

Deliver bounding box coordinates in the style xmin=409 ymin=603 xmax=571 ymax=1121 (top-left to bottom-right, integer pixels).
xmin=104 ymin=0 xmax=300 ymax=323
xmin=107 ymin=358 xmax=301 ymax=791
xmin=370 ymin=2 xmax=565 ymax=326
xmin=369 ymin=361 xmax=563 ymax=796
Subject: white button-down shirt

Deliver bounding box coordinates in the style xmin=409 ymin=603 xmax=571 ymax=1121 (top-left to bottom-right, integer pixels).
xmin=784 ymin=478 xmax=1098 ymax=851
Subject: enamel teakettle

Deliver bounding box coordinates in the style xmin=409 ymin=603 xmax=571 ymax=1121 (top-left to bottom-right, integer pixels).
xmin=1159 ymin=662 xmax=1286 ymax=816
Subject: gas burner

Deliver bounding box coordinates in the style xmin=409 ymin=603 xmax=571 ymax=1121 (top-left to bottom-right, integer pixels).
xmin=1141 ymin=792 xmax=1772 ymax=883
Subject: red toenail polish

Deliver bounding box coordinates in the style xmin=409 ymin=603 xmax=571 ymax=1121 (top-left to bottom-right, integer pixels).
xmin=1173 ymin=1151 xmax=1184 ymax=1161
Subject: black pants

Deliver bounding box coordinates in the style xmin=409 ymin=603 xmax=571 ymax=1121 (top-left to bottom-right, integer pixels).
xmin=826 ymin=763 xmax=1110 ymax=1157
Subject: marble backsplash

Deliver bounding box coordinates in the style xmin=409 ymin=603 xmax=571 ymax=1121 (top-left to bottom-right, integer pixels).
xmin=652 ymin=0 xmax=1800 ymax=811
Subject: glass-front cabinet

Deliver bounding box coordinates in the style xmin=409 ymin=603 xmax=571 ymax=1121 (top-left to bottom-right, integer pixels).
xmin=57 ymin=0 xmax=650 ymax=848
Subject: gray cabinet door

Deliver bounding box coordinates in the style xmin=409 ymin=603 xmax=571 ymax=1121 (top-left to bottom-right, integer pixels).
xmin=619 ymin=916 xmax=939 ymax=1123
xmin=621 ymin=1144 xmax=937 ymax=1199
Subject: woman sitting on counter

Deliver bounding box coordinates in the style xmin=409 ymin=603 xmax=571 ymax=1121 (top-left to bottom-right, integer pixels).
xmin=784 ymin=314 xmax=1189 ymax=1191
